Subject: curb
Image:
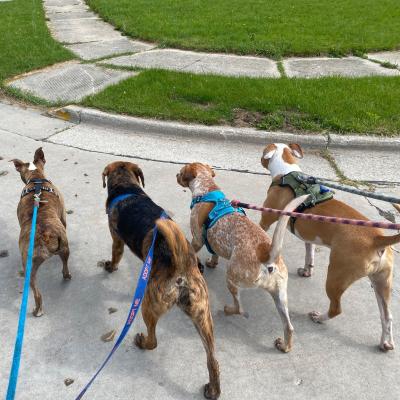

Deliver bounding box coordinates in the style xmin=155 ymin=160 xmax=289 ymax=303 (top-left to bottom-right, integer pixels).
xmin=49 ymin=105 xmax=400 ymax=150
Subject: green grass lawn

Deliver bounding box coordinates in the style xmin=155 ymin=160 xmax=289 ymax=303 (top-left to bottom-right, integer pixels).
xmin=87 ymin=0 xmax=400 ymax=58
xmin=82 ymin=70 xmax=400 ymax=136
xmin=0 ymin=0 xmax=73 ymax=83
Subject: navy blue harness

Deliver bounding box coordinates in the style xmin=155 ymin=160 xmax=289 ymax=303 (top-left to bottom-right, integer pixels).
xmin=190 ymin=190 xmax=245 ymax=254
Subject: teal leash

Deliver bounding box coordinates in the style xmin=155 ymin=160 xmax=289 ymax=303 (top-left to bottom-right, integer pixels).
xmin=6 ymin=192 xmax=41 ymax=400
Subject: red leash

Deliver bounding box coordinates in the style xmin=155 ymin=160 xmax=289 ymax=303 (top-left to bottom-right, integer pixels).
xmin=231 ymin=200 xmax=400 ymax=231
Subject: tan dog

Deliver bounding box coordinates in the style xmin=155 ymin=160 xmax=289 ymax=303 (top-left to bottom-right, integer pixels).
xmin=177 ymin=162 xmax=307 ymax=353
xmin=12 ymin=148 xmax=70 ymax=317
xmin=259 ymin=143 xmax=400 ymax=351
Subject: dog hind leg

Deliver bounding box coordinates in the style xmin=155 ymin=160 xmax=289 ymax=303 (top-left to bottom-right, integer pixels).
xmin=206 ymin=254 xmax=219 ymax=269
xmin=309 ymin=258 xmax=359 ymax=323
xmin=135 ymin=285 xmax=173 ymax=350
xmin=59 ymin=236 xmax=71 ymax=280
xmin=270 ymin=284 xmax=294 ymax=353
xmin=370 ymin=269 xmax=394 ymax=351
xmin=178 ymin=274 xmax=221 ymax=400
xmin=31 ymin=257 xmax=45 ymax=317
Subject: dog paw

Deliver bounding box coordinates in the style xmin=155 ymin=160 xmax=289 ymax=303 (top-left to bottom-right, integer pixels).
xmin=104 ymin=261 xmax=117 ymax=273
xmin=297 ymin=266 xmax=313 ymax=277
xmin=274 ymin=337 xmax=290 ymax=353
xmin=33 ymin=308 xmax=44 ymax=317
xmin=223 ymin=305 xmax=238 ymax=316
xmin=63 ymin=272 xmax=72 ymax=280
xmin=309 ymin=311 xmax=322 ymax=323
xmin=134 ymin=333 xmax=156 ymax=350
xmin=380 ymin=341 xmax=395 ymax=352
xmin=204 ymin=383 xmax=220 ymax=400
xmin=205 ymin=258 xmax=218 ymax=269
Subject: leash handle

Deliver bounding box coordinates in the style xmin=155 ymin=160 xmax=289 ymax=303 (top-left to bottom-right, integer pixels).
xmin=75 ymin=211 xmax=168 ymax=399
xmin=6 ymin=203 xmax=39 ymax=400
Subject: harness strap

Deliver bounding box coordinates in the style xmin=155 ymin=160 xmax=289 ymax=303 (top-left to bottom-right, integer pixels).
xmin=191 ymin=190 xmax=246 ymax=254
xmin=107 ymin=193 xmax=137 ymax=214
xmin=270 ymin=171 xmax=334 ymax=232
xmin=21 ymin=179 xmax=57 ymax=199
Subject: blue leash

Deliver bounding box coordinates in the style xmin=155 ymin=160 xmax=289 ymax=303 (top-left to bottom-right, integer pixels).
xmin=75 ymin=211 xmax=168 ymax=399
xmin=6 ymin=195 xmax=40 ymax=400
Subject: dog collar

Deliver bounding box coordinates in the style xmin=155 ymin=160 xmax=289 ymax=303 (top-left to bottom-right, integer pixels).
xmin=107 ymin=193 xmax=136 ymax=214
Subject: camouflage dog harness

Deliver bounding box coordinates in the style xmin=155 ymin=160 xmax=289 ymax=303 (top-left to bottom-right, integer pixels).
xmin=270 ymin=171 xmax=334 ymax=232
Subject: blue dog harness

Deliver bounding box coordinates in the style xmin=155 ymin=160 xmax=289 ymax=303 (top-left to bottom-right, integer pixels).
xmin=190 ymin=190 xmax=245 ymax=254
xmin=107 ymin=193 xmax=136 ymax=214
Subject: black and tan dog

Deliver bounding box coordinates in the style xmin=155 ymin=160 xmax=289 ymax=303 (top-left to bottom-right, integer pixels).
xmin=101 ymin=161 xmax=220 ymax=399
xmin=12 ymin=147 xmax=70 ymax=317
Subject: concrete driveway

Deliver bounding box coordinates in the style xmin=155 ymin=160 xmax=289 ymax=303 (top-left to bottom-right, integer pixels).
xmin=0 ymin=102 xmax=399 ymax=400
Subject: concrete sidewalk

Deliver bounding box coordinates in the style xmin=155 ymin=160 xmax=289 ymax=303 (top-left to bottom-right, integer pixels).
xmin=0 ymin=101 xmax=399 ymax=400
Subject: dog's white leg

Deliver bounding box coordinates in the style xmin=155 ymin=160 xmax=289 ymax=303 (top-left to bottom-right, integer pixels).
xmin=271 ymin=285 xmax=294 ymax=352
xmin=298 ymin=243 xmax=314 ymax=277
xmin=371 ymin=278 xmax=394 ymax=351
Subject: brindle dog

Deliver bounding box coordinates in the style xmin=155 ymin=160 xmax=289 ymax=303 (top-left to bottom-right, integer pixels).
xmin=12 ymin=147 xmax=70 ymax=317
xmin=101 ymin=161 xmax=220 ymax=400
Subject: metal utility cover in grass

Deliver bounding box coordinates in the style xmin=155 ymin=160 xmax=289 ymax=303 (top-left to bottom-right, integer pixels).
xmin=66 ymin=39 xmax=154 ymax=61
xmin=283 ymin=57 xmax=400 ymax=78
xmin=102 ymin=49 xmax=280 ymax=78
xmin=368 ymin=51 xmax=400 ymax=68
xmin=8 ymin=62 xmax=136 ymax=102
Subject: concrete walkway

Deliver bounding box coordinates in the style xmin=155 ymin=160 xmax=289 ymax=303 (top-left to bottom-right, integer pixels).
xmin=5 ymin=0 xmax=400 ymax=103
xmin=0 ymin=100 xmax=399 ymax=400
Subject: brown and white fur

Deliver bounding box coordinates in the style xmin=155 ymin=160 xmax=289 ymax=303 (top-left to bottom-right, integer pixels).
xmin=177 ymin=162 xmax=307 ymax=353
xmin=12 ymin=148 xmax=70 ymax=317
xmin=260 ymin=143 xmax=400 ymax=351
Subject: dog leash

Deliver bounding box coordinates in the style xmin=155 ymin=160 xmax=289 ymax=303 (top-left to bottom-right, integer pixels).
xmin=299 ymin=174 xmax=400 ymax=205
xmin=6 ymin=187 xmax=42 ymax=400
xmin=75 ymin=211 xmax=168 ymax=399
xmin=231 ymin=200 xmax=400 ymax=230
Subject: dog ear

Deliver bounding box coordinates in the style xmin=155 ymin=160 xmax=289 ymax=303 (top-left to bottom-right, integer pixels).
xmin=206 ymin=164 xmax=216 ymax=177
xmin=11 ymin=159 xmax=26 ymax=172
xmin=130 ymin=165 xmax=145 ymax=188
xmin=262 ymin=144 xmax=277 ymax=160
xmin=102 ymin=166 xmax=109 ymax=188
xmin=33 ymin=147 xmax=46 ymax=165
xmin=288 ymin=143 xmax=303 ymax=159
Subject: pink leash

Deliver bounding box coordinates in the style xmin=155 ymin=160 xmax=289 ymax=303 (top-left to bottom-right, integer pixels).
xmin=231 ymin=200 xmax=400 ymax=230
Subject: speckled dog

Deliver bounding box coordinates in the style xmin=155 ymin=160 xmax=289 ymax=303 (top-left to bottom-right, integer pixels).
xmin=177 ymin=162 xmax=306 ymax=353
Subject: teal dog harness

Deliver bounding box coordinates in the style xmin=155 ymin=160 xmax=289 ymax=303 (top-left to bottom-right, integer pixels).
xmin=190 ymin=190 xmax=246 ymax=254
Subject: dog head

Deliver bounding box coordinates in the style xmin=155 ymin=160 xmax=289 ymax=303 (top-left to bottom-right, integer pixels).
xmin=176 ymin=162 xmax=215 ymax=188
xmin=11 ymin=147 xmax=46 ymax=184
xmin=261 ymin=143 xmax=303 ymax=178
xmin=102 ymin=161 xmax=145 ymax=189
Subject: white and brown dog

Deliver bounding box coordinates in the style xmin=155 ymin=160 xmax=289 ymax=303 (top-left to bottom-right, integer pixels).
xmin=260 ymin=143 xmax=400 ymax=351
xmin=177 ymin=162 xmax=307 ymax=353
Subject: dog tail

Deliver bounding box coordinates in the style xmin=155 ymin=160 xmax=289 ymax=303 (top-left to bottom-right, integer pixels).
xmin=374 ymin=233 xmax=400 ymax=250
xmin=258 ymin=195 xmax=310 ymax=264
xmin=156 ymin=218 xmax=190 ymax=274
